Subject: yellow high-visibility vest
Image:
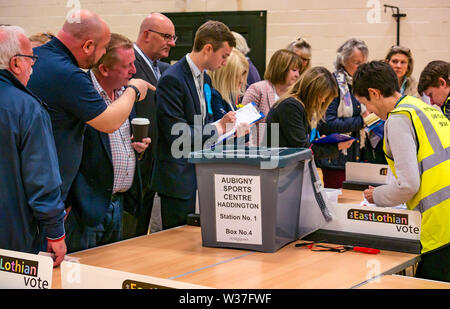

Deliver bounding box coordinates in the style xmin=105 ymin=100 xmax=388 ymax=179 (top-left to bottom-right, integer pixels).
xmin=384 ymin=95 xmax=450 ymax=254
xmin=443 ymin=95 xmax=449 ymax=120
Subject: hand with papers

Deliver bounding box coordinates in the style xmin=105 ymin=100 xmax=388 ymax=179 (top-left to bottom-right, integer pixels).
xmin=213 ymin=102 xmax=264 ymax=146
xmin=364 ymin=113 xmax=385 ymax=138
xmin=215 ymin=111 xmax=237 ymax=136
xmin=310 ymin=132 xmax=355 ymax=151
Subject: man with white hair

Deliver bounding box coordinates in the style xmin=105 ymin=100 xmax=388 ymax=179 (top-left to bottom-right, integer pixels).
xmin=0 ymin=26 xmax=66 ymax=266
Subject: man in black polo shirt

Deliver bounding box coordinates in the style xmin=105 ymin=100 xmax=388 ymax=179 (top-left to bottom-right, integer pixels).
xmin=28 ymin=10 xmax=154 ymax=217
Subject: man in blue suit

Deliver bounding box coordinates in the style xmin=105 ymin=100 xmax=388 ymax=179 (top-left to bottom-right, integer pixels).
xmin=151 ymin=21 xmax=237 ymax=229
xmin=122 ymin=13 xmax=175 ymax=238
xmin=66 ymin=34 xmax=150 ymax=252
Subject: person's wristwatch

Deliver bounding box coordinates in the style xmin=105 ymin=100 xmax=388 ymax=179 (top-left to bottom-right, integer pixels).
xmin=125 ymin=85 xmax=140 ymax=102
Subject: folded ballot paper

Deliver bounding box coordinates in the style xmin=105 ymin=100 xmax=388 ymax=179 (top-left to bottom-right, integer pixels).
xmin=311 ymin=133 xmax=356 ymax=144
xmin=364 ymin=113 xmax=385 ymax=138
xmin=212 ymin=102 xmax=264 ymax=146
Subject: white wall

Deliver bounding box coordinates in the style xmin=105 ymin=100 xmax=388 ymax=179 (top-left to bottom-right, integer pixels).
xmin=1 ymin=0 xmax=448 ymax=79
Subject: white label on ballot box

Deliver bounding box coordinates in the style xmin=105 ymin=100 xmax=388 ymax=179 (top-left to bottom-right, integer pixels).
xmin=214 ymin=174 xmax=262 ymax=245
xmin=60 ymin=260 xmax=211 ymax=289
xmin=0 ymin=249 xmax=53 ymax=289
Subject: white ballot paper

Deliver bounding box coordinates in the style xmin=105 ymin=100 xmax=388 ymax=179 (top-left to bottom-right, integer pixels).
xmin=213 ymin=102 xmax=264 ymax=146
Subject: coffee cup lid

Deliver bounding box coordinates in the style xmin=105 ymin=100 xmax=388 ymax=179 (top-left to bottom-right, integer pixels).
xmin=131 ymin=118 xmax=150 ymax=125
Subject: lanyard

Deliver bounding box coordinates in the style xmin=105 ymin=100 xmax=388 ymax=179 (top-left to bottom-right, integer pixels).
xmin=309 ymin=127 xmax=320 ymax=143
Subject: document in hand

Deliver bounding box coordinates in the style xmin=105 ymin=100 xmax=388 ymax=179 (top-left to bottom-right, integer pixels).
xmin=311 ymin=133 xmax=356 ymax=144
xmin=364 ymin=113 xmax=385 ymax=138
xmin=213 ymin=102 xmax=264 ymax=146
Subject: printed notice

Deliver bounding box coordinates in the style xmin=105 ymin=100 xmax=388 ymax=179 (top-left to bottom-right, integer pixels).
xmin=0 ymin=249 xmax=53 ymax=289
xmin=214 ymin=174 xmax=262 ymax=245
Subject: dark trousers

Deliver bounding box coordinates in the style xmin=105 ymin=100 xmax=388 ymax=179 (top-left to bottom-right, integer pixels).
xmin=160 ymin=194 xmax=196 ymax=230
xmin=416 ymin=243 xmax=450 ymax=282
xmin=122 ymin=189 xmax=155 ymax=240
xmin=321 ymin=168 xmax=346 ymax=188
xmin=65 ymin=195 xmax=123 ymax=253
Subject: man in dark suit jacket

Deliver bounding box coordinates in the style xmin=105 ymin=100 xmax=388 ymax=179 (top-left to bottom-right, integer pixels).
xmin=66 ymin=34 xmax=150 ymax=252
xmin=122 ymin=13 xmax=175 ymax=238
xmin=151 ymin=20 xmax=238 ymax=229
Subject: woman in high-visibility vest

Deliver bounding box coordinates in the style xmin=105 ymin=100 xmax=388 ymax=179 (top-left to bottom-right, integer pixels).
xmin=353 ymin=61 xmax=450 ymax=283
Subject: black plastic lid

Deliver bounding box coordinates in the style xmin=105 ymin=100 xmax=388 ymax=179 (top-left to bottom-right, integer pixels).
xmin=188 ymin=146 xmax=312 ymax=169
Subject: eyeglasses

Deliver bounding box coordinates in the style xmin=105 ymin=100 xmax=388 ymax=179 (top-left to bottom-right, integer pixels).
xmin=14 ymin=54 xmax=38 ymax=64
xmin=146 ymin=29 xmax=177 ymax=43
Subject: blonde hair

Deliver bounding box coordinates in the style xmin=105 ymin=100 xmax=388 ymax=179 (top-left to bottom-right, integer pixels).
xmin=275 ymin=66 xmax=338 ymax=126
xmin=209 ymin=48 xmax=249 ymax=105
xmin=264 ymin=49 xmax=302 ymax=85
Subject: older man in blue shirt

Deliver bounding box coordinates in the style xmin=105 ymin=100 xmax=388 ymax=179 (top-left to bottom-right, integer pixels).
xmin=0 ymin=26 xmax=66 ymax=266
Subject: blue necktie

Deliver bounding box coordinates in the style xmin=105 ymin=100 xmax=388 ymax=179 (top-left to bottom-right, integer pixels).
xmin=152 ymin=60 xmax=161 ymax=80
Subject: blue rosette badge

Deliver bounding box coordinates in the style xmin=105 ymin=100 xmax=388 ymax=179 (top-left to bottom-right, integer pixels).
xmin=203 ymin=83 xmax=213 ymax=115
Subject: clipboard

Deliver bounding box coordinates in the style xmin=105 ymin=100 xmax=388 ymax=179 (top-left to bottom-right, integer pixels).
xmin=212 ymin=102 xmax=264 ymax=146
xmin=311 ymin=133 xmax=356 ymax=144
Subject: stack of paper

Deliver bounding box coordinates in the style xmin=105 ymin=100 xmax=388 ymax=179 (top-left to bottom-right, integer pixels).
xmin=364 ymin=113 xmax=381 ymax=127
xmin=364 ymin=113 xmax=384 ymax=138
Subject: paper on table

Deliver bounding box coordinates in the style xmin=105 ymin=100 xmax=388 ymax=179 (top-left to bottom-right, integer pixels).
xmin=212 ymin=102 xmax=264 ymax=146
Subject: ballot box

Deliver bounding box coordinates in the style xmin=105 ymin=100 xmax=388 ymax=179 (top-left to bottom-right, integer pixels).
xmin=188 ymin=146 xmax=334 ymax=253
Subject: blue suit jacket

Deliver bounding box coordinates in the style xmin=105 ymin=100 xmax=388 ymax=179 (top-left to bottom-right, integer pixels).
xmin=67 ymin=96 xmax=143 ymax=227
xmin=150 ymin=56 xmax=218 ymax=199
xmin=132 ymin=47 xmax=170 ymax=189
xmin=211 ymin=88 xmax=237 ymax=122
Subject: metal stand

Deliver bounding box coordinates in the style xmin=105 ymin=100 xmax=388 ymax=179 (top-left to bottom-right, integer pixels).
xmin=384 ymin=4 xmax=407 ymax=46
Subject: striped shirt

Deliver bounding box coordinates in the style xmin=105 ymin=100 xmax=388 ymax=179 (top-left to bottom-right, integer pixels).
xmin=90 ymin=70 xmax=136 ymax=193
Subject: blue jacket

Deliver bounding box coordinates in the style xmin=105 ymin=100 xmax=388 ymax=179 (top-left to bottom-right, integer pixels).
xmin=211 ymin=88 xmax=249 ymax=145
xmin=211 ymin=88 xmax=237 ymax=122
xmin=67 ymin=76 xmax=143 ymax=227
xmin=0 ymin=70 xmax=65 ymax=253
xmin=317 ymin=83 xmax=364 ymax=170
xmin=132 ymin=47 xmax=170 ymax=189
xmin=150 ymin=56 xmax=219 ymax=199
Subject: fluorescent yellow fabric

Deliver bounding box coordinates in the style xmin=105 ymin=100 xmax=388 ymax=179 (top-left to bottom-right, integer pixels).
xmin=384 ymin=96 xmax=450 ymax=253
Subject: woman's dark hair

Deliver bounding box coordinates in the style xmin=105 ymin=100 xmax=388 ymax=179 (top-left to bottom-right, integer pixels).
xmin=353 ymin=61 xmax=400 ymax=100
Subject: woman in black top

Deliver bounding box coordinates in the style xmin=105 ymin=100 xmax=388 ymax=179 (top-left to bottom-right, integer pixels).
xmin=265 ymin=66 xmax=354 ymax=159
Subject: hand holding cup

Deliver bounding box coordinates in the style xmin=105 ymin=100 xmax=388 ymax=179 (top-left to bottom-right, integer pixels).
xmin=131 ymin=118 xmax=150 ymax=143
